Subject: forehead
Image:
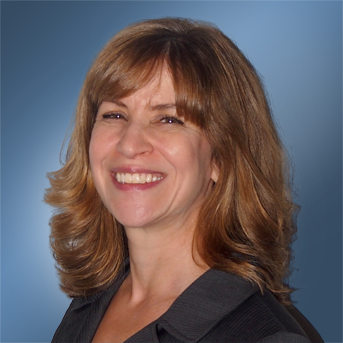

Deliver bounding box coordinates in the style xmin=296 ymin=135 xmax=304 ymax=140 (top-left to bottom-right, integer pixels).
xmin=93 ymin=59 xmax=205 ymax=128
xmin=118 ymin=67 xmax=175 ymax=109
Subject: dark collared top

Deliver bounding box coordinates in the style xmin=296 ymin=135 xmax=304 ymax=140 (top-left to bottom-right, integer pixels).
xmin=52 ymin=266 xmax=321 ymax=343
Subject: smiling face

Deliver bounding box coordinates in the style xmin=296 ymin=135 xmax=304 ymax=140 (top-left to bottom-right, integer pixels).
xmin=89 ymin=67 xmax=218 ymax=231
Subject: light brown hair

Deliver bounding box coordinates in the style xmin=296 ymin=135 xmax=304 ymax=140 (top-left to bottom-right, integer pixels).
xmin=45 ymin=18 xmax=298 ymax=303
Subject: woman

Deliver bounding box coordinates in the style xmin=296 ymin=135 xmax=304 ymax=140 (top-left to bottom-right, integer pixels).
xmin=45 ymin=18 xmax=322 ymax=343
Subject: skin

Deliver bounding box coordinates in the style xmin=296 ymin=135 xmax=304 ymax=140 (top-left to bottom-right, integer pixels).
xmin=89 ymin=67 xmax=218 ymax=343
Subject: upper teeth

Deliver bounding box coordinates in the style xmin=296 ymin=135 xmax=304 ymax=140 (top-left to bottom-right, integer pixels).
xmin=115 ymin=173 xmax=163 ymax=184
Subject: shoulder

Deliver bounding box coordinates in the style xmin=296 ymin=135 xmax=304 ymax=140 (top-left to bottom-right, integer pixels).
xmin=156 ymin=269 xmax=319 ymax=343
xmin=200 ymin=288 xmax=315 ymax=343
xmin=258 ymin=332 xmax=312 ymax=343
xmin=52 ymin=264 xmax=130 ymax=343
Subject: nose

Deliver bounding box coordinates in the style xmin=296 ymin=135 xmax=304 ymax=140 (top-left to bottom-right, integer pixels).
xmin=116 ymin=122 xmax=153 ymax=158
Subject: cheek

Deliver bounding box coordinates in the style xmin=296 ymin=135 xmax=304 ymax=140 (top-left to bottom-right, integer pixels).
xmin=89 ymin=128 xmax=116 ymax=168
xmin=161 ymin=135 xmax=212 ymax=175
xmin=184 ymin=135 xmax=212 ymax=166
xmin=88 ymin=130 xmax=116 ymax=205
xmin=89 ymin=132 xmax=101 ymax=173
xmin=192 ymin=139 xmax=214 ymax=181
xmin=88 ymin=137 xmax=102 ymax=193
xmin=89 ymin=129 xmax=111 ymax=185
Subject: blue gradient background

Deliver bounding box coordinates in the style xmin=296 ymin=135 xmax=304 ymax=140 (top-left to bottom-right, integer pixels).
xmin=1 ymin=1 xmax=342 ymax=342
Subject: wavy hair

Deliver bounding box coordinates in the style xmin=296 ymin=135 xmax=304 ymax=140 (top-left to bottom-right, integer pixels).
xmin=45 ymin=17 xmax=298 ymax=303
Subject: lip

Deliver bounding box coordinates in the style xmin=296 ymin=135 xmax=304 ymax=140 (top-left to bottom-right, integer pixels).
xmin=111 ymin=166 xmax=165 ymax=176
xmin=110 ymin=167 xmax=165 ymax=191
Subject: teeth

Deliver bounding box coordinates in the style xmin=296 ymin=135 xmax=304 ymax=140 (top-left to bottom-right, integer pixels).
xmin=124 ymin=173 xmax=132 ymax=183
xmin=115 ymin=173 xmax=121 ymax=182
xmin=115 ymin=172 xmax=163 ymax=184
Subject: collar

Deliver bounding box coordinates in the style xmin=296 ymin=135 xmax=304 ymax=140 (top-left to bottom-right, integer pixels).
xmin=70 ymin=259 xmax=130 ymax=311
xmin=70 ymin=264 xmax=259 ymax=343
xmin=156 ymin=268 xmax=259 ymax=342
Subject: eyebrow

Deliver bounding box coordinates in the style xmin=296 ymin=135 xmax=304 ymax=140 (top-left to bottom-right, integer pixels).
xmin=149 ymin=103 xmax=176 ymax=111
xmin=110 ymin=100 xmax=176 ymax=112
xmin=111 ymin=99 xmax=128 ymax=108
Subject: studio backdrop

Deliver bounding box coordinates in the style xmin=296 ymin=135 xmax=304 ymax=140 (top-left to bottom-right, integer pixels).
xmin=1 ymin=1 xmax=342 ymax=342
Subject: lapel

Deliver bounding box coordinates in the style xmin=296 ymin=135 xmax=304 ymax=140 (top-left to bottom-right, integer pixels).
xmin=67 ymin=264 xmax=129 ymax=343
xmin=60 ymin=266 xmax=259 ymax=343
xmin=154 ymin=268 xmax=259 ymax=342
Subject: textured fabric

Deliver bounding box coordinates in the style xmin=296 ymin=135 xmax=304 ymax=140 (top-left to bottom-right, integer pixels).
xmin=52 ymin=265 xmax=322 ymax=343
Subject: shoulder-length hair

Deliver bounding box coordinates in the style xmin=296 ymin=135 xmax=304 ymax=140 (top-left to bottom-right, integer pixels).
xmin=45 ymin=17 xmax=298 ymax=304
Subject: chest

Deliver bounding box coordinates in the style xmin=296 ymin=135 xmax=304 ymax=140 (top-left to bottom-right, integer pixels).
xmin=91 ymin=294 xmax=175 ymax=343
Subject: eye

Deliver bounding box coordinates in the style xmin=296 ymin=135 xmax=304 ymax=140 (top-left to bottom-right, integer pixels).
xmin=102 ymin=112 xmax=126 ymax=120
xmin=160 ymin=116 xmax=184 ymax=125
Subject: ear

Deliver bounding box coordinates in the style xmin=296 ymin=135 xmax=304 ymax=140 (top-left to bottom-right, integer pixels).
xmin=211 ymin=163 xmax=219 ymax=183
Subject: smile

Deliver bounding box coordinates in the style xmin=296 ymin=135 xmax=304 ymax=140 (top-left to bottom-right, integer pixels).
xmin=115 ymin=172 xmax=164 ymax=184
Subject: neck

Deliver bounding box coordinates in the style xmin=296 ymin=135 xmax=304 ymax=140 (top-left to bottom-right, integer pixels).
xmin=123 ymin=217 xmax=208 ymax=304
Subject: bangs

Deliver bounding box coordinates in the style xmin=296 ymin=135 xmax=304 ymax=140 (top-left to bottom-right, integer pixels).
xmin=88 ymin=48 xmax=166 ymax=115
xmin=86 ymin=31 xmax=219 ymax=130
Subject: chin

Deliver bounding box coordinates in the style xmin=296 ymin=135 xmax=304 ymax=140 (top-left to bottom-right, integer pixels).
xmin=113 ymin=212 xmax=155 ymax=230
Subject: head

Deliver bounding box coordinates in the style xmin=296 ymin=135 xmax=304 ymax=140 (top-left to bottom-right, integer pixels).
xmin=76 ymin=18 xmax=275 ymax=184
xmin=47 ymin=18 xmax=296 ymax=302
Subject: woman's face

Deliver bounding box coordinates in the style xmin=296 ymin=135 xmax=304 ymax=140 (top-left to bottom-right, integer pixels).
xmin=89 ymin=67 xmax=218 ymax=231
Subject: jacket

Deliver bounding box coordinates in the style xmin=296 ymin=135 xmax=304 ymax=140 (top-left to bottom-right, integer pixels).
xmin=52 ymin=265 xmax=323 ymax=343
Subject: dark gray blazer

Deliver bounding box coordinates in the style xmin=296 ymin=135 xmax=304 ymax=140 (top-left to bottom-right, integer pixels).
xmin=52 ymin=265 xmax=323 ymax=343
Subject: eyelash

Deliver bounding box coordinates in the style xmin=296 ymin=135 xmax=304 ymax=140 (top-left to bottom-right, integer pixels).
xmin=160 ymin=116 xmax=184 ymax=125
xmin=101 ymin=113 xmax=184 ymax=125
xmin=102 ymin=112 xmax=124 ymax=120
